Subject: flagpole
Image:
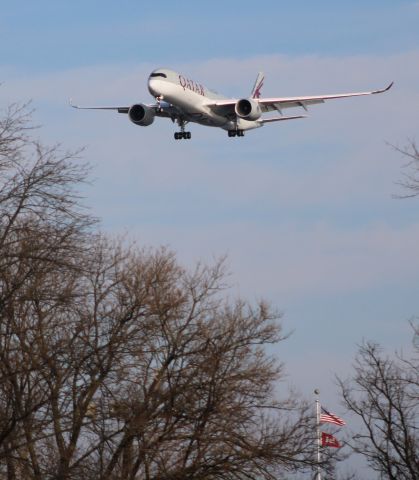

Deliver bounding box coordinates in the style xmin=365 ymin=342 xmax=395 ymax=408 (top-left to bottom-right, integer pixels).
xmin=314 ymin=389 xmax=321 ymax=480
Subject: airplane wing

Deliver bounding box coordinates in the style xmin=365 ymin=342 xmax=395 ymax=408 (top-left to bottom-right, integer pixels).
xmin=257 ymin=82 xmax=393 ymax=113
xmin=70 ymin=100 xmax=129 ymax=113
xmin=69 ymin=100 xmax=178 ymax=118
xmin=207 ymin=82 xmax=393 ymax=114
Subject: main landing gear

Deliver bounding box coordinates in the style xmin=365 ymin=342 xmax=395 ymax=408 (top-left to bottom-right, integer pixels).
xmin=174 ymin=131 xmax=191 ymax=140
xmin=228 ymin=130 xmax=245 ymax=138
xmin=174 ymin=118 xmax=191 ymax=140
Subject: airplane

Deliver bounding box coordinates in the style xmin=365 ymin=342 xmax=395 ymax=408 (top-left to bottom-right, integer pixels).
xmin=70 ymin=68 xmax=393 ymax=140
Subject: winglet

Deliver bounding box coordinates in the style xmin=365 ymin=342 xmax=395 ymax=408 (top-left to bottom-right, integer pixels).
xmin=372 ymin=82 xmax=394 ymax=94
xmin=69 ymin=98 xmax=78 ymax=108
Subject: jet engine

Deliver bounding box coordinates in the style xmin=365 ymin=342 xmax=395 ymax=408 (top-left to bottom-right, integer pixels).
xmin=235 ymin=98 xmax=262 ymax=121
xmin=128 ymin=104 xmax=155 ymax=126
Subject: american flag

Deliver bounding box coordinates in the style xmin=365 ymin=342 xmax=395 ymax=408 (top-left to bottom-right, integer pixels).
xmin=320 ymin=407 xmax=346 ymax=426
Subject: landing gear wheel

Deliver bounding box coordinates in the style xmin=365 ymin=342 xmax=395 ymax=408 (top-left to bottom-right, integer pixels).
xmin=228 ymin=130 xmax=245 ymax=137
xmin=174 ymin=131 xmax=192 ymax=140
xmin=174 ymin=117 xmax=192 ymax=140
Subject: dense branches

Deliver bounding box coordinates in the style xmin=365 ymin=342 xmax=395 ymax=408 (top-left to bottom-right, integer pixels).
xmin=338 ymin=331 xmax=419 ymax=480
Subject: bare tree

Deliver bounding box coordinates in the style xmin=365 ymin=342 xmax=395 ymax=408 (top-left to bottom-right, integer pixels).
xmin=88 ymin=253 xmax=317 ymax=480
xmin=0 ymin=101 xmax=322 ymax=479
xmin=338 ymin=328 xmax=419 ymax=480
xmin=0 ymin=101 xmax=95 ymax=478
xmin=18 ymin=242 xmax=319 ymax=480
xmin=394 ymin=141 xmax=419 ymax=198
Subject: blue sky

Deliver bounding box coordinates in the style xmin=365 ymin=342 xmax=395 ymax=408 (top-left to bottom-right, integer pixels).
xmin=2 ymin=1 xmax=418 ymax=70
xmin=1 ymin=1 xmax=419 ymax=474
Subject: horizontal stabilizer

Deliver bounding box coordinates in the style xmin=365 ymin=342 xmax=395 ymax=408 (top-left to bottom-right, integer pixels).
xmin=260 ymin=115 xmax=307 ymax=124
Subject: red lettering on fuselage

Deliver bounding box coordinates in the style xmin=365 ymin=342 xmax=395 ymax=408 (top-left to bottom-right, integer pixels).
xmin=178 ymin=75 xmax=205 ymax=97
xmin=179 ymin=75 xmax=187 ymax=90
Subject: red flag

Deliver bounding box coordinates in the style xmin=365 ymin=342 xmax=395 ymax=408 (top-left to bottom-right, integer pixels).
xmin=321 ymin=432 xmax=341 ymax=448
xmin=320 ymin=407 xmax=346 ymax=426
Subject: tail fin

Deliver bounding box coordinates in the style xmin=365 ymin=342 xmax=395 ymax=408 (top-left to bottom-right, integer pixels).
xmin=251 ymin=72 xmax=264 ymax=99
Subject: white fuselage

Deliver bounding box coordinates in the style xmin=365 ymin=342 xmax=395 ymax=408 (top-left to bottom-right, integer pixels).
xmin=147 ymin=69 xmax=261 ymax=131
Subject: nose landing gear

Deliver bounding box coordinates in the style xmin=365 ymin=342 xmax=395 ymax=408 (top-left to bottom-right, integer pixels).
xmin=155 ymin=95 xmax=164 ymax=113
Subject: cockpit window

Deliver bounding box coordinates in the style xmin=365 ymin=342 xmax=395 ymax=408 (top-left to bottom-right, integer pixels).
xmin=150 ymin=72 xmax=167 ymax=78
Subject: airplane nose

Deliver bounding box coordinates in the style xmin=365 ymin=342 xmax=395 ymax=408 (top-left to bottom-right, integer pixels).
xmin=148 ymin=79 xmax=159 ymax=97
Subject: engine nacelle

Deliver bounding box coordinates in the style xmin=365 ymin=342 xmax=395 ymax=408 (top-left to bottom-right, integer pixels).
xmin=128 ymin=103 xmax=155 ymax=126
xmin=235 ymin=98 xmax=262 ymax=121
